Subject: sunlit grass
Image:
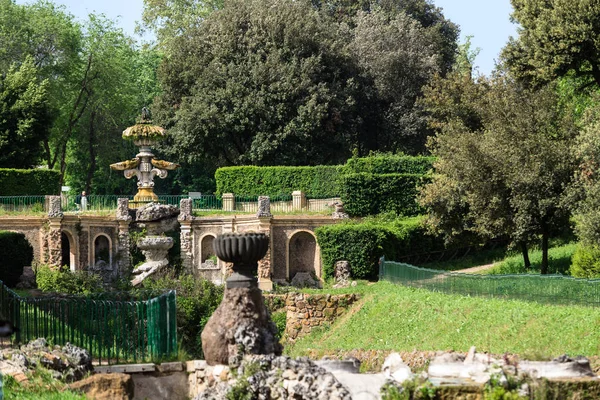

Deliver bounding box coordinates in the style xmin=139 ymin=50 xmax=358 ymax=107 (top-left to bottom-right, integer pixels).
xmin=486 ymin=242 xmax=577 ymax=275
xmin=286 ymin=281 xmax=600 ymax=361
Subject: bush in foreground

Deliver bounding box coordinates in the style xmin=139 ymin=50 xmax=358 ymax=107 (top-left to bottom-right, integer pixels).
xmin=0 ymin=231 xmax=33 ymax=287
xmin=570 ymin=243 xmax=600 ymax=278
xmin=35 ymin=265 xmax=103 ymax=295
xmin=141 ymin=274 xmax=224 ymax=359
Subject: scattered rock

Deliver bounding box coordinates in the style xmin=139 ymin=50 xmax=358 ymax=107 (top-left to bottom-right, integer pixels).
xmin=520 ymin=355 xmax=595 ymax=379
xmin=290 ymin=272 xmax=320 ymax=288
xmin=69 ymin=373 xmax=134 ymax=400
xmin=382 ymin=352 xmax=414 ymax=383
xmin=0 ymin=339 xmax=93 ymax=382
xmin=192 ymin=355 xmax=352 ymax=400
xmin=16 ymin=266 xmax=36 ymax=289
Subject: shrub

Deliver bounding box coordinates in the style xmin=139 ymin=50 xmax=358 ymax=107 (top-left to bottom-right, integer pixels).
xmin=0 ymin=168 xmax=60 ymax=195
xmin=570 ymin=243 xmax=600 ymax=278
xmin=345 ymin=154 xmax=435 ymax=175
xmin=271 ymin=311 xmax=287 ymax=340
xmin=215 ymin=165 xmax=343 ymax=197
xmin=141 ymin=274 xmax=224 ymax=358
xmin=315 ymin=216 xmax=444 ymax=280
xmin=35 ymin=265 xmax=104 ymax=294
xmin=340 ymin=173 xmax=430 ymax=217
xmin=0 ymin=231 xmax=33 ymax=287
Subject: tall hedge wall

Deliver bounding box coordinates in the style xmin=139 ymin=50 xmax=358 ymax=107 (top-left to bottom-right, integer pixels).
xmin=0 ymin=231 xmax=33 ymax=287
xmin=215 ymin=165 xmax=343 ymax=197
xmin=345 ymin=154 xmax=435 ymax=175
xmin=0 ymin=169 xmax=60 ymax=195
xmin=315 ymin=217 xmax=443 ymax=280
xmin=340 ymin=173 xmax=430 ymax=217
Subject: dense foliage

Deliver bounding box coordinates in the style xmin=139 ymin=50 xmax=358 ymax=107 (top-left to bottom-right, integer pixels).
xmin=341 ymin=173 xmax=428 ymax=217
xmin=35 ymin=265 xmax=104 ymax=295
xmin=420 ymin=71 xmax=577 ymax=274
xmin=0 ymin=0 xmax=160 ymax=194
xmin=0 ymin=57 xmax=51 ymax=168
xmin=141 ymin=274 xmax=223 ymax=358
xmin=344 ymin=154 xmax=434 ymax=175
xmin=0 ymin=169 xmax=60 ymax=195
xmin=315 ymin=216 xmax=444 ymax=280
xmin=502 ymin=0 xmax=600 ymax=88
xmin=154 ymin=0 xmax=457 ymax=173
xmin=570 ymin=244 xmax=600 ymax=279
xmin=215 ymin=166 xmax=343 ymax=197
xmin=0 ymin=231 xmax=33 ymax=287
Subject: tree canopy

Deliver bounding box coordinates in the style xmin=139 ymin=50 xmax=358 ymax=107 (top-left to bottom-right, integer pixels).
xmin=154 ymin=0 xmax=458 ymax=170
xmin=503 ymin=0 xmax=600 ymax=88
xmin=420 ymin=72 xmax=577 ymax=273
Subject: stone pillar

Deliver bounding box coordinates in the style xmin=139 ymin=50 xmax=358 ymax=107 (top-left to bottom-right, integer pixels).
xmin=46 ymin=196 xmax=63 ymax=269
xmin=116 ymin=198 xmax=132 ymax=277
xmin=179 ymin=198 xmax=194 ymax=275
xmin=292 ymin=191 xmax=306 ymax=211
xmin=222 ymin=193 xmax=235 ymax=211
xmin=256 ymin=196 xmax=272 ymax=218
xmin=257 ymin=216 xmax=273 ymax=291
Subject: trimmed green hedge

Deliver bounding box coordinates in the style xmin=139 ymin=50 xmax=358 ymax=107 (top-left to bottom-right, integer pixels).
xmin=315 ymin=217 xmax=442 ymax=280
xmin=345 ymin=154 xmax=435 ymax=175
xmin=215 ymin=165 xmax=343 ymax=197
xmin=0 ymin=231 xmax=33 ymax=287
xmin=0 ymin=169 xmax=60 ymax=195
xmin=340 ymin=173 xmax=430 ymax=217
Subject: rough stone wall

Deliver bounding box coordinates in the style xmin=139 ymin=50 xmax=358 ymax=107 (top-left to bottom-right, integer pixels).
xmin=47 ymin=221 xmax=63 ymax=268
xmin=266 ymin=293 xmax=359 ymax=342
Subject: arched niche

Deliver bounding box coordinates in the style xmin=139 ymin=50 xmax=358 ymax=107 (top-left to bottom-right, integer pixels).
xmin=93 ymin=234 xmax=112 ymax=268
xmin=60 ymin=231 xmax=77 ymax=271
xmin=200 ymin=234 xmax=216 ymax=263
xmin=286 ymin=230 xmax=320 ymax=280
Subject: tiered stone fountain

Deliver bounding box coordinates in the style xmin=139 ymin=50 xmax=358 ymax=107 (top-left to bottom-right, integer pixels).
xmin=110 ymin=109 xmax=181 ymax=285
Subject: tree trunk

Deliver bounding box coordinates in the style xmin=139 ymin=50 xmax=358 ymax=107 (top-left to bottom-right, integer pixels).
xmin=520 ymin=241 xmax=531 ymax=268
xmin=85 ymin=109 xmax=97 ymax=193
xmin=541 ymin=224 xmax=549 ymax=275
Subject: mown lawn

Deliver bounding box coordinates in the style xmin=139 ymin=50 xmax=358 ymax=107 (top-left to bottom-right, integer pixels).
xmin=486 ymin=242 xmax=577 ymax=275
xmin=286 ymin=281 xmax=600 ymax=360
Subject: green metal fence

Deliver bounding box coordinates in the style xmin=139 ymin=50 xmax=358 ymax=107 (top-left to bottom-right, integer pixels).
xmin=0 ymin=196 xmax=46 ymax=213
xmin=379 ymin=258 xmax=600 ymax=307
xmin=0 ymin=284 xmax=177 ymax=364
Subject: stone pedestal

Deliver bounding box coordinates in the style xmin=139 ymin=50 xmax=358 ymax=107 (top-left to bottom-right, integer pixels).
xmin=292 ymin=191 xmax=306 ymax=211
xmin=201 ymin=286 xmax=282 ymax=366
xmin=222 ymin=193 xmax=235 ymax=212
xmin=179 ymin=199 xmax=194 ymax=275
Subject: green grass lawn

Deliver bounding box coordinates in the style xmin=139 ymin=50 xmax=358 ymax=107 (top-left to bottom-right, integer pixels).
xmin=486 ymin=242 xmax=577 ymax=275
xmin=286 ymin=281 xmax=600 ymax=361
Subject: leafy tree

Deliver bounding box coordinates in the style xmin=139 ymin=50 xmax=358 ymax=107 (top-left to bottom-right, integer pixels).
xmin=502 ymin=0 xmax=600 ymax=88
xmin=155 ymin=0 xmax=362 ymax=167
xmin=313 ymin=0 xmax=459 ymax=73
xmin=420 ymin=74 xmax=577 ymax=274
xmin=350 ymin=8 xmax=442 ymax=153
xmin=0 ymin=57 xmax=51 ymax=168
xmin=141 ymin=0 xmax=223 ymax=50
xmin=64 ymin=17 xmax=162 ymax=194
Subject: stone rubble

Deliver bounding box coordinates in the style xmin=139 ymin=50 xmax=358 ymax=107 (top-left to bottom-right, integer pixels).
xmin=0 ymin=338 xmax=93 ymax=382
xmin=191 ymin=355 xmax=352 ymax=400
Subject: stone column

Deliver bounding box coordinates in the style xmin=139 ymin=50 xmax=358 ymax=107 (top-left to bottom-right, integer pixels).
xmin=257 ymin=216 xmax=273 ymax=291
xmin=179 ymin=198 xmax=194 ymax=275
xmin=222 ymin=193 xmax=235 ymax=211
xmin=46 ymin=196 xmax=63 ymax=269
xmin=116 ymin=198 xmax=132 ymax=277
xmin=292 ymin=190 xmax=306 ymax=211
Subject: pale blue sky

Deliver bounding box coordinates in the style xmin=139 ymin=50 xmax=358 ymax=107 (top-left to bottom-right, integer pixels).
xmin=16 ymin=0 xmax=518 ymax=76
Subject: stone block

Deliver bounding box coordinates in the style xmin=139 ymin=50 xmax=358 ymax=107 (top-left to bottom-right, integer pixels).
xmin=157 ymin=362 xmax=183 ymax=373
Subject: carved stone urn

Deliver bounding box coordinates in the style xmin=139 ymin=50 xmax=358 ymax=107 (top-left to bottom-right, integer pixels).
xmin=202 ymin=232 xmax=282 ymax=366
xmin=213 ymin=232 xmax=268 ymax=289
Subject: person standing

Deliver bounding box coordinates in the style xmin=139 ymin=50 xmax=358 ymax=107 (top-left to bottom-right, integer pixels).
xmin=80 ymin=191 xmax=88 ymax=211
